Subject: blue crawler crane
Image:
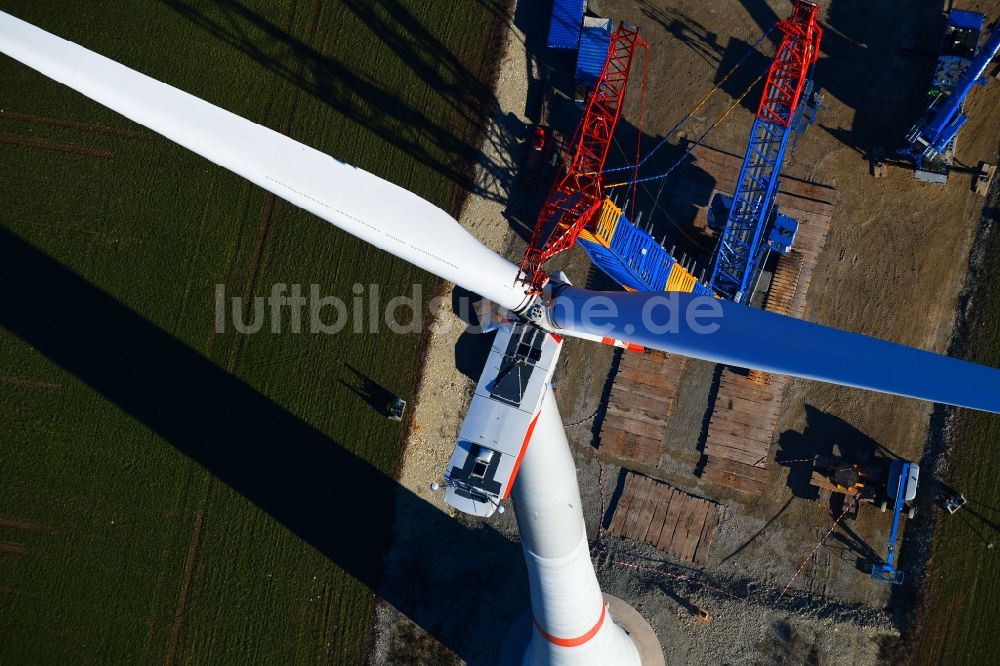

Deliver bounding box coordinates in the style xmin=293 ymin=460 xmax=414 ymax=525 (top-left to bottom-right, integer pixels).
xmin=900 ymin=10 xmax=1000 ymax=183
xmin=707 ymin=1 xmax=823 ymax=303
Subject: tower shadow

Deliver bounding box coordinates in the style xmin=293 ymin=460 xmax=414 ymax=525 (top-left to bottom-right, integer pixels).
xmin=0 ymin=228 xmax=525 ymax=663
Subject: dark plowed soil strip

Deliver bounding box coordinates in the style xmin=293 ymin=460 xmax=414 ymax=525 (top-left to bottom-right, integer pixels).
xmin=0 ymin=109 xmax=144 ymax=138
xmin=0 ymin=517 xmax=57 ymax=534
xmin=0 ymin=376 xmax=62 ymax=390
xmin=0 ymin=542 xmax=28 ymax=557
xmin=0 ymin=132 xmax=115 ymax=159
xmin=164 ymin=504 xmax=207 ymax=666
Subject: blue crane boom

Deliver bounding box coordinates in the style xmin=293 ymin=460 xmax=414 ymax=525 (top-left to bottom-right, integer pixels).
xmin=871 ymin=460 xmax=919 ymax=585
xmin=708 ymin=1 xmax=823 ymax=303
xmin=901 ymin=12 xmax=1000 ymax=172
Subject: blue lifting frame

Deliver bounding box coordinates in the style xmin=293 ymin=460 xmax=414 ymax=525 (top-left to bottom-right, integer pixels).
xmin=577 ymin=209 xmax=713 ymax=296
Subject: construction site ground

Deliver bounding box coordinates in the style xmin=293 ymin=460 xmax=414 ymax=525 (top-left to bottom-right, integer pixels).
xmin=372 ymin=1 xmax=1000 ymax=664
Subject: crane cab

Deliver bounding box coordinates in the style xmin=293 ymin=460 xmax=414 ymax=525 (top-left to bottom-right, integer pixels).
xmin=442 ymin=320 xmax=563 ymax=517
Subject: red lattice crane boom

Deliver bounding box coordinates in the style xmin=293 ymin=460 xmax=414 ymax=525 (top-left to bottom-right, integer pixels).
xmin=756 ymin=0 xmax=822 ymax=128
xmin=517 ymin=22 xmax=647 ymax=290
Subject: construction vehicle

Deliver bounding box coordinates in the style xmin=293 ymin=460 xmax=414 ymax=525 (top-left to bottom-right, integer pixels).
xmin=386 ymin=397 xmax=406 ymax=422
xmin=809 ymin=452 xmax=919 ymax=584
xmin=943 ymin=491 xmax=967 ymax=514
xmin=707 ymin=0 xmax=823 ymax=304
xmin=899 ymin=10 xmax=1000 ymax=183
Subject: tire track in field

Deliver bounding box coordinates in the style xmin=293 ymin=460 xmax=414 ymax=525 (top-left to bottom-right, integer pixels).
xmin=0 ymin=542 xmax=28 ymax=557
xmin=162 ymin=1 xmax=320 ymax=660
xmin=0 ymin=377 xmax=62 ymax=390
xmin=0 ymin=109 xmax=144 ymax=138
xmin=0 ymin=132 xmax=115 ymax=159
xmin=0 ymin=517 xmax=57 ymax=533
xmin=164 ymin=474 xmax=210 ymax=666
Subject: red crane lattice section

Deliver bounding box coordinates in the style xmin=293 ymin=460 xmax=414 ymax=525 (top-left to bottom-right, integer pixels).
xmin=756 ymin=0 xmax=823 ymax=127
xmin=517 ymin=23 xmax=647 ymax=290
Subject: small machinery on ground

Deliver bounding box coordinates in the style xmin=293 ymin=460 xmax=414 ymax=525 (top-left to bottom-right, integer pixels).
xmin=386 ymin=397 xmax=406 ymax=422
xmin=943 ymin=491 xmax=967 ymax=514
xmin=809 ymin=451 xmax=919 ymax=584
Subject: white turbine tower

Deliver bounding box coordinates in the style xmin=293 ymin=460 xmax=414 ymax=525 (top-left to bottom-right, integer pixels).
xmin=507 ymin=388 xmax=647 ymax=663
xmin=2 ymin=11 xmax=999 ymax=666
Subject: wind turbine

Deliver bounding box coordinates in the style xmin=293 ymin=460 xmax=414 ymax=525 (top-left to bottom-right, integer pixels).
xmin=1 ymin=11 xmax=998 ymax=666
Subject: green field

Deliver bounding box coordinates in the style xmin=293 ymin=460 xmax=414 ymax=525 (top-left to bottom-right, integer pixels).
xmin=0 ymin=1 xmax=507 ymax=663
xmin=914 ymin=198 xmax=1000 ymax=665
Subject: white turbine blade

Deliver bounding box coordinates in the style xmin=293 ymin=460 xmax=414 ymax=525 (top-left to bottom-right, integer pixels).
xmin=549 ymin=288 xmax=1000 ymax=414
xmin=0 ymin=11 xmax=528 ymax=312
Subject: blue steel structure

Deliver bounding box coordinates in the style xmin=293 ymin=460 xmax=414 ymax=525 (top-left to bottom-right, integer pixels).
xmin=708 ymin=1 xmax=823 ymax=303
xmin=708 ymin=118 xmax=797 ymax=302
xmin=547 ymin=0 xmax=585 ymax=50
xmin=577 ymin=199 xmax=713 ymax=295
xmin=900 ymin=11 xmax=1000 ymax=173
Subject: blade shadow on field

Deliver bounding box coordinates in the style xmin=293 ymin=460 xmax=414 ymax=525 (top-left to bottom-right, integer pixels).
xmin=160 ymin=0 xmax=519 ymax=207
xmin=0 ymin=227 xmax=525 ymax=663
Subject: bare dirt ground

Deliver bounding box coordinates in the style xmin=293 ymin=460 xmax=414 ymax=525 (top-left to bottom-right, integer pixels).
xmin=371 ymin=1 xmax=1000 ymax=664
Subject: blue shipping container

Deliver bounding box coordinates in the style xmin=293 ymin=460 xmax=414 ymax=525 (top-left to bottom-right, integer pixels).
xmin=576 ymin=19 xmax=612 ymax=87
xmin=948 ymin=9 xmax=985 ymax=32
xmin=548 ymin=0 xmax=585 ymax=50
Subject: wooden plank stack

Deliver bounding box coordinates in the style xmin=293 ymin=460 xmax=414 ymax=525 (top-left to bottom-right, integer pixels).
xmin=597 ymin=350 xmax=688 ymax=466
xmin=668 ymin=145 xmax=836 ymax=496
xmin=701 ymin=369 xmax=789 ymax=494
xmin=609 ymin=472 xmax=722 ymax=566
